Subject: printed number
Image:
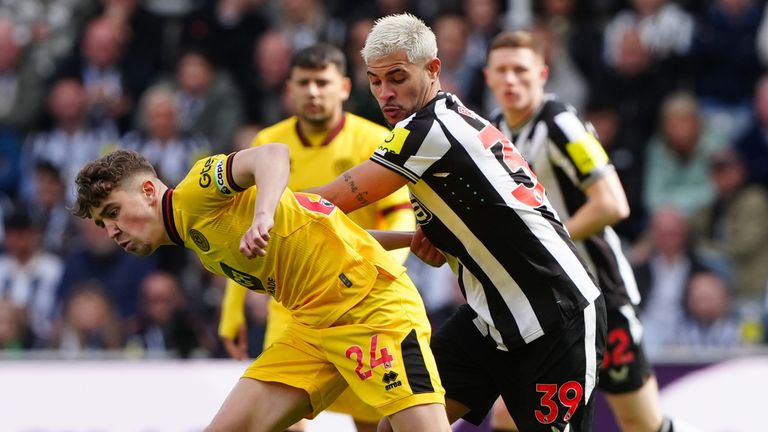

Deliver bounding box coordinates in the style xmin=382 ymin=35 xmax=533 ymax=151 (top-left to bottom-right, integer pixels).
xmin=534 ymin=381 xmax=583 ymax=424
xmin=345 ymin=335 xmax=394 ymax=381
xmin=602 ymin=328 xmax=635 ymax=369
xmin=478 ymin=126 xmax=545 ymax=207
xmin=294 ymin=194 xmax=335 ymax=215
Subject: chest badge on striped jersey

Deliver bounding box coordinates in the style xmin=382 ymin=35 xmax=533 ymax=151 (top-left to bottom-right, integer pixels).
xmin=189 ymin=229 xmax=210 ymax=252
xmin=378 ymin=127 xmax=409 ymax=155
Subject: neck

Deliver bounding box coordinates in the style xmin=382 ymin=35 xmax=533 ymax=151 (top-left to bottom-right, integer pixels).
xmin=299 ymin=110 xmax=343 ymax=135
xmin=155 ymin=183 xmax=175 ymax=247
xmin=504 ymin=108 xmax=533 ymax=130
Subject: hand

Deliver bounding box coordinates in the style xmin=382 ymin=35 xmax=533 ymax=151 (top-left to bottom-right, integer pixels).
xmin=221 ymin=323 xmax=249 ymax=360
xmin=240 ymin=212 xmax=274 ymax=258
xmin=410 ymin=226 xmax=446 ymax=267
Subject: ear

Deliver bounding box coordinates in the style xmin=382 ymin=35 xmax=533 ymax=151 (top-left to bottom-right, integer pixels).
xmin=540 ymin=63 xmax=550 ymax=84
xmin=141 ymin=179 xmax=157 ymax=204
xmin=426 ymin=57 xmax=441 ymax=80
xmin=340 ymin=76 xmax=352 ymax=102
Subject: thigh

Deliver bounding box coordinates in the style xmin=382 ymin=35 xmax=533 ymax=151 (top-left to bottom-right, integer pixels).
xmin=599 ymin=303 xmax=654 ymax=394
xmin=207 ymin=378 xmax=311 ymax=432
xmin=430 ymin=304 xmax=500 ymax=426
xmin=503 ymin=297 xmax=606 ymax=432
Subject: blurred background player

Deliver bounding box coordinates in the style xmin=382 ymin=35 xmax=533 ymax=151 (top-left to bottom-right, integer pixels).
xmin=217 ymin=43 xmax=415 ymax=432
xmin=485 ymin=30 xmax=696 ymax=432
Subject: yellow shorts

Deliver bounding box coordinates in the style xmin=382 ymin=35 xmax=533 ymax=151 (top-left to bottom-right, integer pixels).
xmin=264 ymin=300 xmax=381 ymax=423
xmin=244 ymin=273 xmax=444 ymax=419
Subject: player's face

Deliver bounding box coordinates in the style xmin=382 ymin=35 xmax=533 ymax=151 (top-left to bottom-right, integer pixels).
xmin=91 ymin=180 xmax=161 ymax=256
xmin=485 ymin=47 xmax=548 ymax=117
xmin=367 ymin=50 xmax=440 ymax=126
xmin=288 ymin=64 xmax=350 ymax=127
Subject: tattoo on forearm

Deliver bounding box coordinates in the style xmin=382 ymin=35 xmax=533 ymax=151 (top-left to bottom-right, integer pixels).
xmin=343 ymin=172 xmax=357 ymax=192
xmin=343 ymin=172 xmax=368 ymax=205
xmin=356 ymin=192 xmax=369 ymax=205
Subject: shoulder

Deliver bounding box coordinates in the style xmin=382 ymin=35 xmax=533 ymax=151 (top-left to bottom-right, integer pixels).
xmin=254 ymin=118 xmax=298 ymax=142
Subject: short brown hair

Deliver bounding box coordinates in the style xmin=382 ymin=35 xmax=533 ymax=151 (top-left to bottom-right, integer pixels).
xmin=73 ymin=149 xmax=157 ymax=219
xmin=486 ymin=31 xmax=544 ymax=60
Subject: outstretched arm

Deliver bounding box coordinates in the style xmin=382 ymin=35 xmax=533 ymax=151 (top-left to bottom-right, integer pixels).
xmin=565 ymin=169 xmax=630 ymax=241
xmin=229 ymin=144 xmax=290 ymax=258
xmin=306 ymin=160 xmax=409 ymax=214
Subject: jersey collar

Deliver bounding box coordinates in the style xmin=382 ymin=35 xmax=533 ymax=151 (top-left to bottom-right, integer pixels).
xmin=161 ymin=188 xmax=183 ymax=246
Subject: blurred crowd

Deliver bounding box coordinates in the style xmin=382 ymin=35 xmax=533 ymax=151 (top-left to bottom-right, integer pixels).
xmin=1 ymin=0 xmax=768 ymax=360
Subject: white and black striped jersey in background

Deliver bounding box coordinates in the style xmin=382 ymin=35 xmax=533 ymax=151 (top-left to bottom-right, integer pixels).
xmin=491 ymin=94 xmax=640 ymax=311
xmin=371 ymin=92 xmax=601 ymax=351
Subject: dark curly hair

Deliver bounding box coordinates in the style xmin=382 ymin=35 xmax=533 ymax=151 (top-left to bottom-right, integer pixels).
xmin=72 ymin=149 xmax=157 ymax=219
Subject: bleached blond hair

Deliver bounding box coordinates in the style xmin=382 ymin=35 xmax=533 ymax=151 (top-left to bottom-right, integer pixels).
xmin=361 ymin=13 xmax=437 ymax=64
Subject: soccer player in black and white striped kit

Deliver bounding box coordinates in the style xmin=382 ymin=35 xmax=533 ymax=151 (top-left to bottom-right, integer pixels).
xmin=485 ymin=31 xmax=699 ymax=432
xmin=311 ymin=14 xmax=607 ymax=432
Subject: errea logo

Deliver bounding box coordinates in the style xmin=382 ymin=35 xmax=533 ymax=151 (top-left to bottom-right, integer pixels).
xmin=382 ymin=370 xmax=402 ymax=391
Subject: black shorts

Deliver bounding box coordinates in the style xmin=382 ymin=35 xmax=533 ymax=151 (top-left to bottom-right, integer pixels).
xmin=598 ymin=304 xmax=654 ymax=394
xmin=430 ymin=296 xmax=607 ymax=431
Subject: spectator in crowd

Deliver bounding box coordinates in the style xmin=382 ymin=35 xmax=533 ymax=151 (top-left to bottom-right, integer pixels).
xmin=344 ymin=17 xmax=385 ymax=125
xmin=53 ymin=280 xmax=124 ymax=355
xmin=603 ymin=0 xmax=694 ymax=69
xmin=126 ymin=271 xmax=210 ymax=358
xmin=432 ymin=13 xmax=483 ymax=111
xmin=0 ymin=206 xmax=64 ymax=347
xmin=181 ymin=0 xmax=270 ymax=92
xmin=632 ymin=207 xmax=715 ymax=356
xmin=56 ymin=217 xmax=157 ymax=323
xmin=675 ymin=270 xmax=742 ymax=350
xmin=53 ymin=17 xmax=153 ymax=132
xmin=0 ymin=0 xmax=96 ymax=78
xmin=643 ymin=92 xmax=726 ymax=217
xmin=276 ymin=0 xmax=346 ymax=50
xmin=690 ymin=147 xmax=768 ymax=305
xmin=0 ymin=298 xmax=33 ymax=351
xmin=242 ymin=29 xmax=293 ymax=126
xmin=25 ymin=162 xmax=79 ymax=256
xmin=733 ymin=74 xmax=768 ymax=188
xmin=165 ymin=49 xmax=243 ymax=154
xmin=122 ymin=85 xmax=209 ymax=186
xmin=0 ymin=128 xmax=22 ymax=202
xmin=0 ymin=16 xmax=46 ymax=133
xmin=689 ymin=0 xmax=763 ymax=141
xmin=20 ymin=78 xmax=120 ymax=205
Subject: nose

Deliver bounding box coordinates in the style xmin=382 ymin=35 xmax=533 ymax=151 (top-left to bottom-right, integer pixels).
xmin=377 ymin=82 xmax=395 ymax=101
xmin=307 ymin=81 xmax=320 ymax=97
xmin=104 ymin=220 xmax=120 ymax=239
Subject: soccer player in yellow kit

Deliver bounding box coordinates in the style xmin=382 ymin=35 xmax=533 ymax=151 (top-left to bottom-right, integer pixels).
xmin=72 ymin=146 xmax=449 ymax=432
xmin=218 ymin=43 xmax=415 ymax=431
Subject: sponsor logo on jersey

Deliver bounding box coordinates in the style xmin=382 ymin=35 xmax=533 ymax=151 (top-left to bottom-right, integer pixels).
xmin=266 ymin=277 xmax=276 ymax=295
xmin=214 ymin=159 xmax=232 ymax=195
xmin=189 ymin=229 xmax=210 ymax=251
xmin=411 ymin=198 xmax=433 ymax=224
xmin=199 ymin=157 xmax=214 ymax=188
xmin=457 ymin=105 xmax=475 ymax=118
xmin=220 ymin=262 xmax=265 ymax=292
xmin=378 ymin=127 xmax=409 ymax=155
xmin=382 ymin=371 xmax=402 ymax=391
xmin=607 ymin=365 xmax=629 ymax=383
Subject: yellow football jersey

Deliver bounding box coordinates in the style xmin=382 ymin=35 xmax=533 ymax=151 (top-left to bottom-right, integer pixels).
xmin=220 ymin=114 xmax=415 ymax=339
xmin=169 ymin=153 xmax=405 ymax=327
xmin=252 ymin=113 xmax=413 ymax=232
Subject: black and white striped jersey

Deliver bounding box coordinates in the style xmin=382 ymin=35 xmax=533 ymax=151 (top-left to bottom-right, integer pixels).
xmin=492 ymin=94 xmax=640 ymax=311
xmin=371 ymin=92 xmax=601 ymax=350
